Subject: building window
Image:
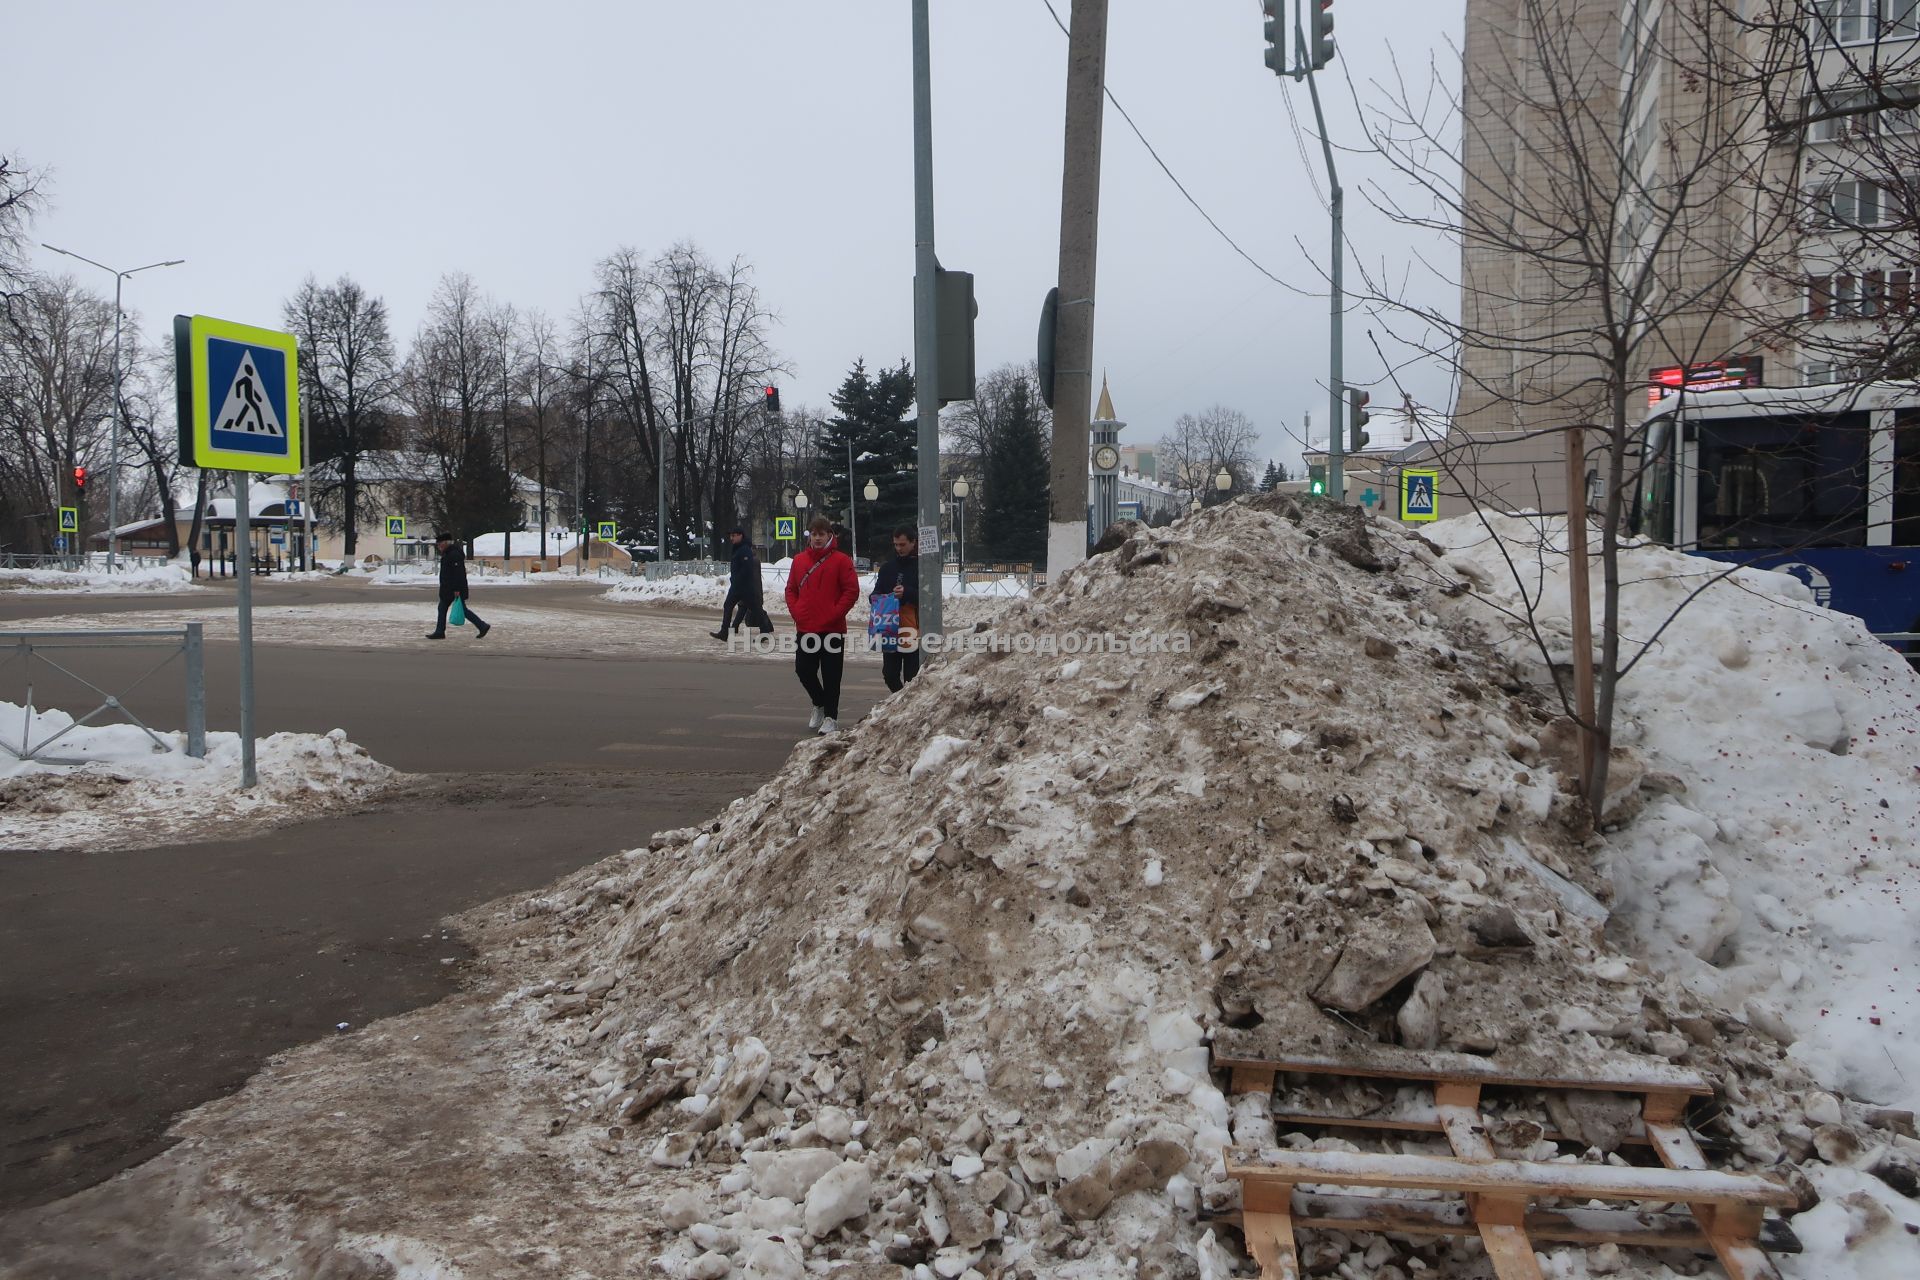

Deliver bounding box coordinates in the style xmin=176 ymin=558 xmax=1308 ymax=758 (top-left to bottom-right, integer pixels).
xmin=1825 ymin=177 xmax=1890 ymax=224
xmin=1815 ymin=0 xmax=1920 ymax=44
xmin=1810 ymin=268 xmax=1915 ymax=317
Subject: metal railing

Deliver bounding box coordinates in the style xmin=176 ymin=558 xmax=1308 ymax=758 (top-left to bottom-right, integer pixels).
xmin=0 ymin=552 xmax=90 ymax=572
xmin=0 ymin=626 xmax=206 ymax=763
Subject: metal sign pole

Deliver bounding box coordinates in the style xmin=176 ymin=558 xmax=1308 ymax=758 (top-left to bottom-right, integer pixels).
xmin=235 ymin=472 xmax=256 ymax=788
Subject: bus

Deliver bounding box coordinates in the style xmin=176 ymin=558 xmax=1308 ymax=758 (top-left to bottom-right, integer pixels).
xmin=1633 ymin=382 xmax=1920 ymax=651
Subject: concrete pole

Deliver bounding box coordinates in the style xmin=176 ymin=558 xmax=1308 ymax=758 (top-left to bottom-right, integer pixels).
xmin=107 ymin=272 xmax=123 ymax=573
xmin=1048 ymin=0 xmax=1110 ymax=574
xmin=1303 ymin=59 xmax=1345 ymax=501
xmin=911 ymin=0 xmax=944 ymax=643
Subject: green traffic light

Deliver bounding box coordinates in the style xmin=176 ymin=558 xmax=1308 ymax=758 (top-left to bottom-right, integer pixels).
xmin=1311 ymin=481 xmax=1325 ymax=494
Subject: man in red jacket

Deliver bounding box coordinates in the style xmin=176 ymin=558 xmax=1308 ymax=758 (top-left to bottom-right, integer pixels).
xmin=784 ymin=515 xmax=860 ymax=735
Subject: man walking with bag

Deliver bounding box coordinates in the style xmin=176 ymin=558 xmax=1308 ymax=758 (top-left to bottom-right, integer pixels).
xmin=425 ymin=531 xmax=491 ymax=640
xmin=784 ymin=516 xmax=858 ymax=734
xmin=871 ymin=526 xmax=921 ymax=692
xmin=712 ymin=526 xmax=768 ymax=638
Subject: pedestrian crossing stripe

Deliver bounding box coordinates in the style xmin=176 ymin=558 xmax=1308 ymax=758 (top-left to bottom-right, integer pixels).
xmin=175 ymin=315 xmax=301 ymax=475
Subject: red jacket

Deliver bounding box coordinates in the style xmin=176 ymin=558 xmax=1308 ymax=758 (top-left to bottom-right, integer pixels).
xmin=785 ymin=543 xmax=860 ymax=633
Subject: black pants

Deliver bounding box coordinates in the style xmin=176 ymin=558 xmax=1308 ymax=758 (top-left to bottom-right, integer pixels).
xmin=882 ymin=647 xmax=921 ymax=692
xmin=722 ymin=591 xmax=768 ymax=633
xmin=434 ymin=591 xmax=485 ymax=633
xmin=795 ymin=633 xmax=845 ymax=719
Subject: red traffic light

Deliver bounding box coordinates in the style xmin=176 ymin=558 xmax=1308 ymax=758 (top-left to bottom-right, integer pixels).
xmin=763 ymin=386 xmax=782 ymax=413
xmin=73 ymin=465 xmax=87 ymax=490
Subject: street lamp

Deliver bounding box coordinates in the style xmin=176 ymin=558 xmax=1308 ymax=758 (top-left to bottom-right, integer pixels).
xmin=951 ymin=476 xmax=970 ymax=588
xmin=1215 ymin=466 xmax=1233 ymax=493
xmin=42 ymin=244 xmax=184 ymax=572
xmin=1189 ymin=497 xmax=1202 ymax=515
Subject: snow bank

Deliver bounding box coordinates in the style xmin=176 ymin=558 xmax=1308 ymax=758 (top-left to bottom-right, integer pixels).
xmin=1 ymin=701 xmax=393 ymax=850
xmin=1425 ymin=512 xmax=1920 ymax=1113
xmin=0 ymin=564 xmax=200 ymax=594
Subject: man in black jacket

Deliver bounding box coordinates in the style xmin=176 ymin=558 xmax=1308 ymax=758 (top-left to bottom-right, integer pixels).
xmin=425 ymin=532 xmax=491 ymax=640
xmin=871 ymin=527 xmax=921 ymax=691
xmin=713 ymin=527 xmax=766 ymax=638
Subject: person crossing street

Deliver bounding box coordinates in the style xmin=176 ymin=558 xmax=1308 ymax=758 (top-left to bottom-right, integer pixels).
xmin=783 ymin=516 xmax=858 ymax=735
xmin=424 ymin=531 xmax=490 ymax=640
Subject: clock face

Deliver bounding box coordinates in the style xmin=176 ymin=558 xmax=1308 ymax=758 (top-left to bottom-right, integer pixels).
xmin=1093 ymin=445 xmax=1120 ymax=471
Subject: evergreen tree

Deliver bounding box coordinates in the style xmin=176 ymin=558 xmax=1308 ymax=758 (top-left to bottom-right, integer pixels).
xmin=978 ymin=379 xmax=1049 ymax=563
xmin=1260 ymin=460 xmax=1282 ymax=492
xmin=813 ymin=358 xmax=916 ymax=561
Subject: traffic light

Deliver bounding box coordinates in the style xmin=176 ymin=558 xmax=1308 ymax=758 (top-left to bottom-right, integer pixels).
xmin=763 ymin=386 xmax=781 ymax=414
xmin=1347 ymin=387 xmax=1372 ymax=453
xmin=1262 ymin=1 xmax=1286 ymax=76
xmin=73 ymin=465 xmax=87 ymax=491
xmin=1310 ymin=0 xmax=1336 ymax=69
xmin=1309 ymin=464 xmax=1327 ymax=495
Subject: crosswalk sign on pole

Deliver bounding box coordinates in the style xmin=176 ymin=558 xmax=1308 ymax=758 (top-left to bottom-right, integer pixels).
xmin=597 ymin=520 xmax=617 ymax=541
xmin=58 ymin=506 xmax=78 ymax=534
xmin=775 ymin=516 xmax=797 ymax=541
xmin=1400 ymin=468 xmax=1440 ymax=522
xmin=174 ymin=315 xmax=301 ymax=475
xmin=387 ymin=516 xmax=407 ymax=538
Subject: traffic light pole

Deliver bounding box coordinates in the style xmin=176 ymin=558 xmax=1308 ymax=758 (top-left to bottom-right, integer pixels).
xmin=911 ymin=0 xmax=944 ymax=644
xmin=1302 ymin=43 xmax=1345 ymax=503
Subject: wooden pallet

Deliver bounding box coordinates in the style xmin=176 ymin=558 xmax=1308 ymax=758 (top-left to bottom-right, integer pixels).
xmin=1215 ymin=1042 xmax=1796 ymax=1280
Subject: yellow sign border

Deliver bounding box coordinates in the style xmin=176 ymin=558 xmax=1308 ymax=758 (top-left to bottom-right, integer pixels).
xmin=774 ymin=516 xmax=797 ymax=540
xmin=596 ymin=521 xmax=618 ymax=541
xmin=386 ymin=516 xmax=408 ymax=538
xmin=1400 ymin=468 xmax=1440 ymax=523
xmin=57 ymin=506 xmax=78 ymax=533
xmin=187 ymin=315 xmax=301 ymax=475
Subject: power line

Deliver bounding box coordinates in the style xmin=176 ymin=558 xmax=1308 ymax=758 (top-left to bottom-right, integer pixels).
xmin=1035 ymin=0 xmax=1311 ymax=296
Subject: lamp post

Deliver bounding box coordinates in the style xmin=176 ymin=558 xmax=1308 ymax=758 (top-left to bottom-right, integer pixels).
xmin=862 ymin=477 xmax=879 ymax=567
xmin=952 ymin=475 xmax=969 ymax=592
xmin=1214 ymin=466 xmax=1233 ymax=503
xmin=42 ymin=245 xmax=184 ymax=572
xmin=1189 ymin=497 xmax=1201 ymax=515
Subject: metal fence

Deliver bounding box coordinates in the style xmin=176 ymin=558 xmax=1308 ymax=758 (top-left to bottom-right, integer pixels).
xmin=0 ymin=552 xmax=90 ymax=572
xmin=0 ymin=626 xmax=206 ymax=764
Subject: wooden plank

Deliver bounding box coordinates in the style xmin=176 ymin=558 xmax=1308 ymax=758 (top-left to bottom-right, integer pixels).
xmin=1228 ymin=1149 xmax=1798 ymax=1208
xmin=1211 ymin=1036 xmax=1710 ymax=1097
xmin=1647 ymin=1120 xmax=1784 ymax=1280
xmin=1268 ymin=1107 xmax=1652 ymax=1147
xmin=1231 ymin=1065 xmax=1277 ymax=1097
xmin=1242 ymin=1211 xmax=1301 ymax=1280
xmin=1479 ymin=1222 xmax=1547 ymax=1280
xmin=1214 ymin=1198 xmax=1803 ymax=1253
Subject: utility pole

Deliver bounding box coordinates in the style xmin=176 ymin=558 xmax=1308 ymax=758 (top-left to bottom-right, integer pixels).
xmin=1048 ymin=0 xmax=1110 ymax=574
xmin=911 ymin=0 xmax=945 ymax=642
xmin=1304 ymin=63 xmax=1345 ymax=503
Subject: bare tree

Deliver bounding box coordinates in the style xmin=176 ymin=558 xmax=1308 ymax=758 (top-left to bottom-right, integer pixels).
xmin=1157 ymin=405 xmax=1259 ymax=506
xmin=0 ymin=277 xmax=114 ymax=551
xmin=1351 ymin=0 xmax=1829 ymax=817
xmin=0 ymin=153 xmax=46 ymax=313
xmin=284 ymin=274 xmax=397 ymax=555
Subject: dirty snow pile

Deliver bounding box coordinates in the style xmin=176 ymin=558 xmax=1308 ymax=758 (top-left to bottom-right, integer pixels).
xmin=476 ymin=495 xmax=1916 ymax=1279
xmin=0 ymin=563 xmax=200 ymax=594
xmin=0 ymin=702 xmax=393 ymax=849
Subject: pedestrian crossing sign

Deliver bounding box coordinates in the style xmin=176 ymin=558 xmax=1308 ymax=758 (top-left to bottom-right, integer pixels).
xmin=58 ymin=506 xmax=78 ymax=533
xmin=775 ymin=516 xmax=797 ymax=541
xmin=387 ymin=516 xmax=407 ymax=538
xmin=597 ymin=520 xmax=617 ymax=541
xmin=1400 ymin=468 xmax=1440 ymax=522
xmin=174 ymin=315 xmax=301 ymax=475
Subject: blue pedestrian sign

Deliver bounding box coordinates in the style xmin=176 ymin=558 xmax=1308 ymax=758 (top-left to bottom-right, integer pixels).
xmin=775 ymin=516 xmax=797 ymax=541
xmin=174 ymin=315 xmax=301 ymax=475
xmin=1400 ymin=469 xmax=1440 ymax=523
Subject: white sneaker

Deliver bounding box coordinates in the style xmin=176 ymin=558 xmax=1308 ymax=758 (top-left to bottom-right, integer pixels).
xmin=817 ymin=718 xmax=839 ymax=735
xmin=807 ymin=705 xmax=825 ymax=731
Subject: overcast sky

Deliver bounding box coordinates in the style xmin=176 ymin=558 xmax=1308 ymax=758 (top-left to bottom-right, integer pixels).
xmin=8 ymin=0 xmax=1463 ymax=471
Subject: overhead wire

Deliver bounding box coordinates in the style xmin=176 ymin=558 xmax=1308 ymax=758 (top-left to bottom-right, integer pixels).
xmin=1034 ymin=0 xmax=1313 ymax=297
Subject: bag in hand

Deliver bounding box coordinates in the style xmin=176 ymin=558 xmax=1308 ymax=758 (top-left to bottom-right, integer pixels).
xmin=449 ymin=597 xmax=467 ymax=627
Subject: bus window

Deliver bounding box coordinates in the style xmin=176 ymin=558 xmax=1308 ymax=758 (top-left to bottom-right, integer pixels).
xmin=1897 ymin=411 xmax=1920 ymax=547
xmin=1633 ymin=419 xmax=1675 ymax=541
xmin=1696 ymin=411 xmax=1869 ymax=548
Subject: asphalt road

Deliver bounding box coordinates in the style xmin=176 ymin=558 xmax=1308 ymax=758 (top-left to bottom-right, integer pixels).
xmin=0 ymin=580 xmax=882 ymax=1208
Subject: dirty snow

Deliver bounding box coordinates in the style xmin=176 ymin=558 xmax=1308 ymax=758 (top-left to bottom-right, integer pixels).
xmin=0 ymin=701 xmax=392 ymax=850
xmin=0 ymin=563 xmax=201 ymax=594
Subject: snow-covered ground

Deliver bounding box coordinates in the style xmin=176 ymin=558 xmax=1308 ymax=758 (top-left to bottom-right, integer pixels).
xmin=0 ymin=563 xmax=201 ymax=594
xmin=1426 ymin=512 xmax=1920 ymax=1114
xmin=0 ymin=701 xmax=391 ymax=850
